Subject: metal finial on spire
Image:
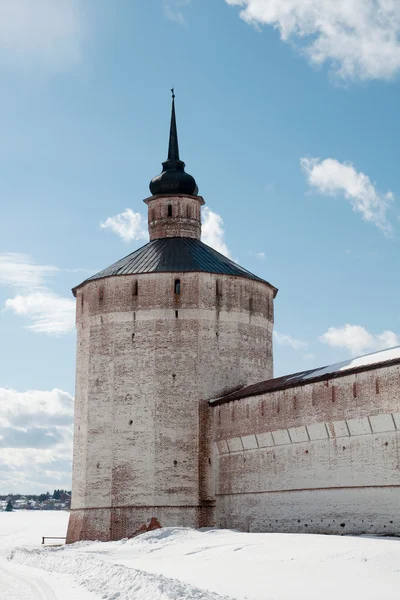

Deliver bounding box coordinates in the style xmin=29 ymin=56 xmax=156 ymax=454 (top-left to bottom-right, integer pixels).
xmin=168 ymin=88 xmax=179 ymax=162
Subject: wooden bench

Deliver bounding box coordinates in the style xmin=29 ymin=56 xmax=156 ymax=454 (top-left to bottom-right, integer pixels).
xmin=41 ymin=536 xmax=66 ymax=545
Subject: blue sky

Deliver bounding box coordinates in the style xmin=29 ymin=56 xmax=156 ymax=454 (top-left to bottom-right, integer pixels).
xmin=1 ymin=0 xmax=400 ymax=492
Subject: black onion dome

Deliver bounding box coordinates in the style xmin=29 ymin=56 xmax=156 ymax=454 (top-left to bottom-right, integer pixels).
xmin=149 ymin=91 xmax=199 ymax=197
xmin=150 ymin=163 xmax=199 ymax=196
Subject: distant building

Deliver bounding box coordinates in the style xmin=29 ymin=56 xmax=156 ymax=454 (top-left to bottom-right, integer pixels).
xmin=67 ymin=93 xmax=400 ymax=543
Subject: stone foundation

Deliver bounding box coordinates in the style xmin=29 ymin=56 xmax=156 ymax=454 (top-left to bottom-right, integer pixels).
xmin=67 ymin=505 xmax=215 ymax=543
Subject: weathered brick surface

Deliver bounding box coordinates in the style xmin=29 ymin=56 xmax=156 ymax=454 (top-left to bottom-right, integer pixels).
xmin=67 ymin=179 xmax=400 ymax=540
xmin=216 ymin=488 xmax=400 ymax=535
xmin=144 ymin=194 xmax=205 ymax=240
xmin=214 ymin=363 xmax=400 ymax=535
xmin=67 ymin=271 xmax=274 ymax=542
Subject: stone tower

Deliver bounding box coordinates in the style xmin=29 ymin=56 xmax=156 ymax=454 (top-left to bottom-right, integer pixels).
xmin=66 ymin=92 xmax=277 ymax=543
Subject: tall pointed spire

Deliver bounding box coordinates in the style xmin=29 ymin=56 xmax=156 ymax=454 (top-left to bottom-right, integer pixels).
xmin=149 ymin=90 xmax=199 ymax=197
xmin=168 ymin=88 xmax=180 ymax=162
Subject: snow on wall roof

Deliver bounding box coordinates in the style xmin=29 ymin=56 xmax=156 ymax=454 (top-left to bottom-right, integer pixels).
xmin=210 ymin=346 xmax=400 ymax=405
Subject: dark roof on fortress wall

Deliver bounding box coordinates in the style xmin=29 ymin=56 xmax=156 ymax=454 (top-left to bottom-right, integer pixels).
xmin=210 ymin=346 xmax=400 ymax=406
xmin=73 ymin=237 xmax=278 ymax=295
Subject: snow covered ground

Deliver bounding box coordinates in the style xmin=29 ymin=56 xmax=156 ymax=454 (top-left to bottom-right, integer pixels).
xmin=2 ymin=511 xmax=400 ymax=599
xmin=0 ymin=511 xmax=96 ymax=600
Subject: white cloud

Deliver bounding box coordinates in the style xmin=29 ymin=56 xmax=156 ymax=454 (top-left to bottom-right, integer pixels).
xmin=274 ymin=330 xmax=307 ymax=350
xmin=202 ymin=207 xmax=232 ymax=257
xmin=0 ymin=253 xmax=75 ymax=335
xmin=225 ymin=0 xmax=400 ymax=81
xmin=163 ymin=0 xmax=191 ymax=27
xmin=320 ymin=324 xmax=399 ymax=356
xmin=5 ymin=292 xmax=75 ymax=335
xmin=0 ymin=253 xmax=58 ymax=288
xmin=0 ymin=388 xmax=73 ymax=493
xmin=100 ymin=205 xmax=234 ymax=258
xmin=164 ymin=5 xmax=186 ymax=27
xmin=0 ymin=387 xmax=73 ymax=430
xmin=264 ymin=182 xmax=275 ymax=193
xmin=100 ymin=209 xmax=149 ymax=243
xmin=0 ymin=0 xmax=84 ymax=68
xmin=301 ymin=157 xmax=393 ymax=235
xmin=248 ymin=251 xmax=266 ymax=260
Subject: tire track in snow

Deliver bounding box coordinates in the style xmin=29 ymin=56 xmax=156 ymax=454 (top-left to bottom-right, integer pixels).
xmin=0 ymin=560 xmax=56 ymax=600
xmin=9 ymin=546 xmax=233 ymax=600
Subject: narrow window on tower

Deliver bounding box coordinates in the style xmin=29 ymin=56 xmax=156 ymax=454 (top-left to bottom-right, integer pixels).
xmin=186 ymin=205 xmax=191 ymax=218
xmin=168 ymin=204 xmax=173 ymax=217
xmin=150 ymin=209 xmax=154 ymax=221
xmin=133 ymin=280 xmax=138 ymax=296
xmin=174 ymin=279 xmax=181 ymax=294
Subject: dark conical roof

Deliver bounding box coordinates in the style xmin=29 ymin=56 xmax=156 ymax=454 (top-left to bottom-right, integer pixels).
xmin=149 ymin=90 xmax=199 ymax=197
xmin=73 ymin=237 xmax=278 ymax=295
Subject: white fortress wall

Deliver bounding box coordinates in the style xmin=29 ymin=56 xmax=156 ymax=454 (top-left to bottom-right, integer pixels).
xmin=213 ymin=361 xmax=400 ymax=535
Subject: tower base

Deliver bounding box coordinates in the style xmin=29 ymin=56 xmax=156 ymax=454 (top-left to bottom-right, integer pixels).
xmin=66 ymin=505 xmax=215 ymax=543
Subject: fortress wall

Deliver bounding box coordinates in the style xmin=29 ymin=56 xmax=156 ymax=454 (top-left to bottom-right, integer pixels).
xmin=214 ymin=362 xmax=400 ymax=535
xmin=68 ymin=271 xmax=274 ymax=542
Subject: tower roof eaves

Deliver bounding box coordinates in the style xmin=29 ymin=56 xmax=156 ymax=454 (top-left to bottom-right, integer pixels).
xmin=72 ymin=237 xmax=278 ymax=298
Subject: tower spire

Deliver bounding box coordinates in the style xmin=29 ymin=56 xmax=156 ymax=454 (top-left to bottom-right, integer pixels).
xmin=149 ymin=90 xmax=199 ymax=197
xmin=168 ymin=88 xmax=180 ymax=162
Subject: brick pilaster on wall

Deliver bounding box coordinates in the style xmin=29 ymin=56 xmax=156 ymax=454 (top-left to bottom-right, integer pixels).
xmin=198 ymin=400 xmax=216 ymax=527
xmin=144 ymin=194 xmax=205 ymax=240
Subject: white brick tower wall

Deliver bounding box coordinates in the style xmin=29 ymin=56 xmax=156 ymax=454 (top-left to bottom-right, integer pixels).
xmin=66 ymin=93 xmax=276 ymax=542
xmin=67 ymin=260 xmax=274 ymax=542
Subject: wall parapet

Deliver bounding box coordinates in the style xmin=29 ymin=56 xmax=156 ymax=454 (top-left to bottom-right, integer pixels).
xmin=216 ymin=411 xmax=400 ymax=455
